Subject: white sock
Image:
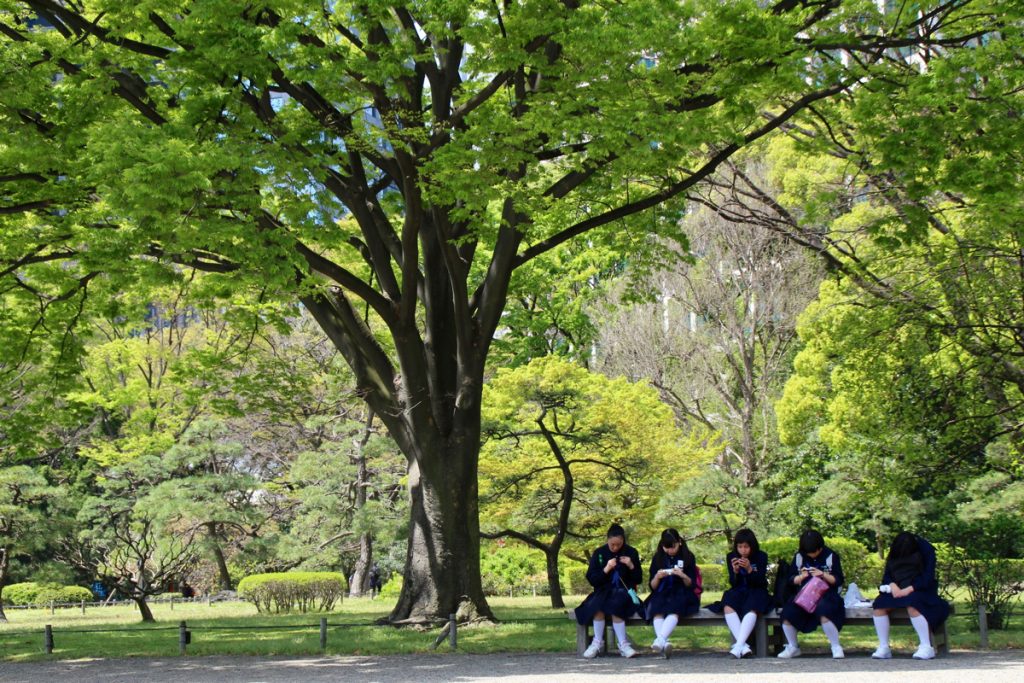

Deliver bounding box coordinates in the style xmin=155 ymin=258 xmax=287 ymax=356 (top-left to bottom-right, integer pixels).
xmin=592 ymin=618 xmax=605 ymax=644
xmin=910 ymin=614 xmax=932 ymax=647
xmin=652 ymin=616 xmax=665 ymax=639
xmin=724 ymin=611 xmax=742 ymax=642
xmin=612 ymin=620 xmax=628 ymax=646
xmin=659 ymin=614 xmax=679 ymax=640
xmin=738 ymin=612 xmax=757 ymax=646
xmin=822 ymin=620 xmax=841 ymax=648
xmin=873 ymin=614 xmax=891 ymax=648
xmin=783 ymin=622 xmax=799 ymax=649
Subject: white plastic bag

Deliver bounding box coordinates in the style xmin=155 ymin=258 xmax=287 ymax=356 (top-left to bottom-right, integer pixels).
xmin=843 ymin=582 xmax=872 ymax=607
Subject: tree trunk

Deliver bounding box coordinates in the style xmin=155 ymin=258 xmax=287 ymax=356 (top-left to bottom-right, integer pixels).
xmin=206 ymin=522 xmax=233 ymax=591
xmin=389 ymin=437 xmax=493 ymax=623
xmin=349 ymin=412 xmax=374 ymax=598
xmin=0 ymin=549 xmax=8 ymax=623
xmin=349 ymin=532 xmax=372 ymax=598
xmin=134 ymin=595 xmax=155 ymax=622
xmin=545 ymin=548 xmax=565 ymax=609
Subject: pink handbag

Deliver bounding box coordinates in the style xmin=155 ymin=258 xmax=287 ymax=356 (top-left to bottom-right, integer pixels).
xmin=793 ymin=576 xmax=829 ymax=613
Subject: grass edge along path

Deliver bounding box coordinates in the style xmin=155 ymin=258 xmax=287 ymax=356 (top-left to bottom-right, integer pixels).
xmin=1 ymin=595 xmax=1020 ymax=662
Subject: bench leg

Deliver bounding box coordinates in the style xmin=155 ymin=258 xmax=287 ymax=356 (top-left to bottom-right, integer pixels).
xmin=771 ymin=624 xmax=784 ymax=656
xmin=577 ymin=623 xmax=588 ymax=656
xmin=937 ymin=621 xmax=950 ymax=656
xmin=755 ymin=616 xmax=767 ymax=658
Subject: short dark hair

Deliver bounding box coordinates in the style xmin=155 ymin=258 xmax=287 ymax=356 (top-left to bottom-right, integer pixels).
xmin=734 ymin=528 xmax=760 ymax=555
xmin=798 ymin=529 xmax=825 ymax=556
xmin=607 ymin=523 xmax=626 ymax=540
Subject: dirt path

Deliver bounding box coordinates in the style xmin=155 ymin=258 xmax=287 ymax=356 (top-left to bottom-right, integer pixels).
xmin=3 ymin=650 xmax=1023 ymax=682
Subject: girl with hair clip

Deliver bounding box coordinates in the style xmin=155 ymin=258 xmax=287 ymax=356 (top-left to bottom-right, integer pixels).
xmin=644 ymin=528 xmax=700 ymax=658
xmin=777 ymin=529 xmax=846 ymax=659
xmin=871 ymin=531 xmax=951 ymax=660
xmin=577 ymin=523 xmax=644 ymax=659
xmin=721 ymin=528 xmax=772 ymax=658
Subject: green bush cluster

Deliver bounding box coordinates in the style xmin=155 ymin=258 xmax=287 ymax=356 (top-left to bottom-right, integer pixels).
xmin=2 ymin=582 xmax=94 ymax=606
xmin=698 ymin=564 xmax=727 ymax=592
xmin=480 ymin=544 xmax=550 ymax=596
xmin=760 ymin=536 xmax=884 ymax=588
xmin=237 ymin=572 xmax=345 ymax=614
xmin=379 ymin=574 xmax=402 ymax=599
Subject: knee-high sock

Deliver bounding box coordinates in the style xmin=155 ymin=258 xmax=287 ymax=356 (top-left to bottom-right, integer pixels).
xmin=910 ymin=614 xmax=932 ymax=647
xmin=659 ymin=614 xmax=679 ymax=640
xmin=737 ymin=612 xmax=758 ymax=646
xmin=652 ymin=616 xmax=665 ymax=640
xmin=873 ymin=614 xmax=891 ymax=648
xmin=612 ymin=620 xmax=628 ymax=646
xmin=782 ymin=622 xmax=799 ymax=649
xmin=592 ymin=618 xmax=605 ymax=644
xmin=821 ymin=620 xmax=841 ymax=648
xmin=724 ymin=611 xmax=742 ymax=642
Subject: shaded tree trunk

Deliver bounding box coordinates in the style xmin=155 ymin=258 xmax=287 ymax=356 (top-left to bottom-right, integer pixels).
xmin=206 ymin=523 xmax=233 ymax=591
xmin=348 ymin=412 xmax=374 ymax=598
xmin=545 ymin=548 xmax=565 ymax=609
xmin=134 ymin=595 xmax=155 ymax=622
xmin=0 ymin=548 xmax=8 ymax=623
xmin=389 ymin=436 xmax=492 ymax=623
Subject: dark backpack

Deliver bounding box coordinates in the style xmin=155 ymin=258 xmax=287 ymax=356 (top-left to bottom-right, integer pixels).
xmin=772 ymin=556 xmax=797 ymax=607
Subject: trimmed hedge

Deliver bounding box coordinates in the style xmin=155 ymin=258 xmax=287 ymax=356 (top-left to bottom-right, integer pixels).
xmin=237 ymin=572 xmax=345 ymax=614
xmin=1 ymin=582 xmax=94 ymax=606
xmin=760 ymin=536 xmax=884 ymax=589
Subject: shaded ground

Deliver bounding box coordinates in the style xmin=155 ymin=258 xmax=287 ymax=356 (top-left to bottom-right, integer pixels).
xmin=2 ymin=650 xmax=1023 ymax=682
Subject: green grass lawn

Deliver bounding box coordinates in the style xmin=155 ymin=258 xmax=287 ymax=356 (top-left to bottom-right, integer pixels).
xmin=1 ymin=593 xmax=1020 ymax=662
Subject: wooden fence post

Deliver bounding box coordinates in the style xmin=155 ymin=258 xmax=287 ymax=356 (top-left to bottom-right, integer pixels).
xmin=81 ymin=599 xmax=86 ymax=615
xmin=44 ymin=625 xmax=53 ymax=654
xmin=49 ymin=601 xmax=54 ymax=615
xmin=320 ymin=617 xmax=328 ymax=651
xmin=449 ymin=613 xmax=457 ymax=650
xmin=179 ymin=620 xmax=189 ymax=655
xmin=978 ymin=604 xmax=989 ymax=649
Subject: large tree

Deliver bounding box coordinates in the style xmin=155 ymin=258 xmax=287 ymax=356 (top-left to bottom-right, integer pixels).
xmin=0 ymin=0 xmax=998 ymax=621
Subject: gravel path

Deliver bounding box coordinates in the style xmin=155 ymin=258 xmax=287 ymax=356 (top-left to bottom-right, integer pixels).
xmin=3 ymin=650 xmax=1023 ymax=682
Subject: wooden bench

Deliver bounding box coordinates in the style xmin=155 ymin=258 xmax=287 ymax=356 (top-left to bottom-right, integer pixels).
xmin=764 ymin=606 xmax=952 ymax=657
xmin=569 ymin=605 xmax=951 ymax=658
xmin=568 ymin=607 xmax=772 ymax=657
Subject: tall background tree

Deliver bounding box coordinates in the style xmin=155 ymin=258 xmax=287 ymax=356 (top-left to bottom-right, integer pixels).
xmin=0 ymin=0 xmax=1002 ymax=621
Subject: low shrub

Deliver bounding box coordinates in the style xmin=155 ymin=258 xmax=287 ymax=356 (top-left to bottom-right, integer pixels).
xmin=237 ymin=572 xmax=345 ymax=614
xmin=565 ymin=565 xmax=589 ymax=595
xmin=938 ymin=551 xmax=1024 ymax=630
xmin=1 ymin=582 xmax=94 ymax=606
xmin=379 ymin=574 xmax=402 ymax=599
xmin=698 ymin=564 xmax=727 ymax=592
xmin=36 ymin=585 xmax=93 ymax=604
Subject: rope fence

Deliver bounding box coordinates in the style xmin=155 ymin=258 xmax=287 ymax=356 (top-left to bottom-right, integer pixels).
xmin=0 ymin=607 xmax=998 ymax=657
xmin=2 ymin=595 xmax=245 ymax=615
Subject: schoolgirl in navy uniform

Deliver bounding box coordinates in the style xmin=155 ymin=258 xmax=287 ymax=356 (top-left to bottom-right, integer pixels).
xmin=721 ymin=528 xmax=772 ymax=658
xmin=778 ymin=529 xmax=846 ymax=659
xmin=577 ymin=523 xmax=643 ymax=658
xmin=871 ymin=531 xmax=951 ymax=660
xmin=644 ymin=528 xmax=700 ymax=658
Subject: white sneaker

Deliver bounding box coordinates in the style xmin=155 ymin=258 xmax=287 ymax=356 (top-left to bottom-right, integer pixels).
xmin=872 ymin=646 xmax=892 ymax=659
xmin=650 ymin=639 xmax=664 ymax=654
xmin=913 ymin=644 xmax=936 ymax=660
xmin=777 ymin=645 xmax=802 ymax=659
xmin=582 ymin=640 xmax=603 ymax=659
xmin=619 ymin=641 xmax=637 ymax=658
xmin=831 ymin=644 xmax=845 ymax=659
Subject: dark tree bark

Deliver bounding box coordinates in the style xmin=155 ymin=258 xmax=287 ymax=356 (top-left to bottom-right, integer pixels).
xmin=134 ymin=595 xmax=155 ymax=623
xmin=206 ymin=523 xmax=233 ymax=592
xmin=348 ymin=412 xmax=375 ymax=599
